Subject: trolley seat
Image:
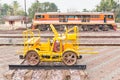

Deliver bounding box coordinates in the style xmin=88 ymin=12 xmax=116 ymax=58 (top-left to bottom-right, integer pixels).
xmin=25 ymin=37 xmax=40 ymax=44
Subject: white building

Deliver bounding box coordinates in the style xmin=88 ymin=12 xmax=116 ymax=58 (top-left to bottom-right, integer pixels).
xmin=4 ymin=16 xmax=29 ymax=30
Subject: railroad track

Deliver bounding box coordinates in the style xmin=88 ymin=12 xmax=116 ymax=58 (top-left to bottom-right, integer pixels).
xmin=1 ymin=43 xmax=120 ymax=46
xmin=0 ymin=30 xmax=118 ymax=34
xmin=4 ymin=61 xmax=88 ymax=80
xmin=1 ymin=35 xmax=120 ymax=46
xmin=2 ymin=46 xmax=120 ymax=80
xmin=1 ymin=35 xmax=120 ymax=38
xmin=9 ymin=64 xmax=86 ymax=70
xmin=0 ymin=30 xmax=120 ymax=38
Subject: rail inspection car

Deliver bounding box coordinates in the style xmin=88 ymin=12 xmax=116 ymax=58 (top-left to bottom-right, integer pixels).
xmin=21 ymin=24 xmax=97 ymax=66
xmin=32 ymin=12 xmax=117 ymax=31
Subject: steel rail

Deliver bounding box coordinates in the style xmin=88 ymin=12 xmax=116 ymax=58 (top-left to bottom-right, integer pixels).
xmin=9 ymin=64 xmax=86 ymax=70
xmin=1 ymin=44 xmax=120 ymax=46
xmin=1 ymin=35 xmax=120 ymax=38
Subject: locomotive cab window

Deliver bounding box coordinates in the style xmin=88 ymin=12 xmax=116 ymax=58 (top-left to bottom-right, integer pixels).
xmin=35 ymin=15 xmax=44 ymax=19
xmin=68 ymin=15 xmax=75 ymax=18
xmin=108 ymin=15 xmax=113 ymax=19
xmin=36 ymin=15 xmax=41 ymax=19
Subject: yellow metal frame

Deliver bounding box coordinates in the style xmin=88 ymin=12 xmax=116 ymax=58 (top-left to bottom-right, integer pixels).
xmin=23 ymin=29 xmax=40 ymax=56
xmin=22 ymin=24 xmax=97 ymax=62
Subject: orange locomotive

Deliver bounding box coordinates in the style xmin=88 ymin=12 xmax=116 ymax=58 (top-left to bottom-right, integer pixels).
xmin=32 ymin=12 xmax=117 ymax=31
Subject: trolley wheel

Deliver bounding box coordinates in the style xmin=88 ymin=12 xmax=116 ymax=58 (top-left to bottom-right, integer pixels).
xmin=62 ymin=51 xmax=77 ymax=66
xmin=25 ymin=51 xmax=40 ymax=66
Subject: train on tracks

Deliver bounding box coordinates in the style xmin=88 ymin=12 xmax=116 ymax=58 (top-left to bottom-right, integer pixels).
xmin=32 ymin=12 xmax=117 ymax=31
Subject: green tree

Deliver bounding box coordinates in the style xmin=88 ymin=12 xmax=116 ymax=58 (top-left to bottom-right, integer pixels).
xmin=11 ymin=1 xmax=25 ymax=16
xmin=0 ymin=1 xmax=1 ymax=17
xmin=42 ymin=2 xmax=58 ymax=12
xmin=0 ymin=1 xmax=25 ymax=16
xmin=28 ymin=2 xmax=41 ymax=19
xmin=28 ymin=1 xmax=58 ymax=18
xmin=1 ymin=4 xmax=13 ymax=16
xmin=96 ymin=0 xmax=118 ymax=12
xmin=2 ymin=1 xmax=25 ymax=16
xmin=96 ymin=0 xmax=120 ymax=22
xmin=17 ymin=9 xmax=25 ymax=16
xmin=12 ymin=1 xmax=20 ymax=15
xmin=82 ymin=9 xmax=89 ymax=12
xmin=113 ymin=3 xmax=120 ymax=22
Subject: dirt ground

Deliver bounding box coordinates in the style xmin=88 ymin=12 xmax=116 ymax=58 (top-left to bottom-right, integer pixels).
xmin=0 ymin=46 xmax=120 ymax=80
xmin=0 ymin=46 xmax=23 ymax=80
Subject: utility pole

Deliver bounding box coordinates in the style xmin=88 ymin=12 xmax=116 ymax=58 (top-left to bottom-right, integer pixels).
xmin=36 ymin=0 xmax=39 ymax=12
xmin=24 ymin=0 xmax=27 ymax=29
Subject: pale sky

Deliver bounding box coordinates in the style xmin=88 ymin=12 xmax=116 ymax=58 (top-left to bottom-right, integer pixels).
xmin=0 ymin=0 xmax=101 ymax=12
